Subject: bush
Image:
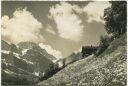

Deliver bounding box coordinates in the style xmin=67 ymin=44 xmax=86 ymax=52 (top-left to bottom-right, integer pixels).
xmin=95 ymin=35 xmax=113 ymax=56
xmin=82 ymin=46 xmax=97 ymax=57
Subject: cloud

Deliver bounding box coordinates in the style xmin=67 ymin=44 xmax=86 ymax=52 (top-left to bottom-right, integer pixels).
xmin=39 ymin=43 xmax=63 ymax=59
xmin=83 ymin=1 xmax=111 ymax=23
xmin=2 ymin=8 xmax=44 ymax=44
xmin=45 ymin=25 xmax=56 ymax=35
xmin=49 ymin=2 xmax=84 ymax=42
xmin=74 ymin=47 xmax=82 ymax=54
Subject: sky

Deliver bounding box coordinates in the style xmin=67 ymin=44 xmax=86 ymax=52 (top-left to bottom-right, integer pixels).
xmin=1 ymin=1 xmax=111 ymax=58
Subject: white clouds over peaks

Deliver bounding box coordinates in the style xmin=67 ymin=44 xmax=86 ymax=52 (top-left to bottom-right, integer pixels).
xmin=45 ymin=25 xmax=56 ymax=35
xmin=39 ymin=43 xmax=63 ymax=59
xmin=83 ymin=1 xmax=111 ymax=23
xmin=2 ymin=8 xmax=44 ymax=44
xmin=49 ymin=2 xmax=84 ymax=42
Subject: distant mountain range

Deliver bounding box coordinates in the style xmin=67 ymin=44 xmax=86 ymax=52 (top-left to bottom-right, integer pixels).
xmin=1 ymin=40 xmax=57 ymax=85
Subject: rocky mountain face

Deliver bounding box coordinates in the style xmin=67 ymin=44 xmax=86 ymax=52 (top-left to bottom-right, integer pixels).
xmin=37 ymin=34 xmax=127 ymax=86
xmin=1 ymin=40 xmax=57 ymax=85
xmin=18 ymin=42 xmax=57 ymax=61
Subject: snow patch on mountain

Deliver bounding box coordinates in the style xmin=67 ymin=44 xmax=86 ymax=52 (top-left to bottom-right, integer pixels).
xmin=34 ymin=72 xmax=40 ymax=76
xmin=1 ymin=50 xmax=10 ymax=54
xmin=39 ymin=43 xmax=63 ymax=59
xmin=22 ymin=49 xmax=30 ymax=55
xmin=4 ymin=69 xmax=16 ymax=75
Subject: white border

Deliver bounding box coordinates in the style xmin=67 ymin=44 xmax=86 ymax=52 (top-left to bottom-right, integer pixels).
xmin=0 ymin=0 xmax=127 ymax=86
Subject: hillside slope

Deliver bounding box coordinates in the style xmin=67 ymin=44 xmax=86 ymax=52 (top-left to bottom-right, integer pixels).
xmin=37 ymin=34 xmax=127 ymax=86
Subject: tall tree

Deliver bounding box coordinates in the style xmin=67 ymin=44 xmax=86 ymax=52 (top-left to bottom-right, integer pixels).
xmin=104 ymin=1 xmax=127 ymax=37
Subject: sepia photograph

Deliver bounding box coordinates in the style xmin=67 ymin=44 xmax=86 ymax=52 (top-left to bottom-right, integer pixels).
xmin=1 ymin=0 xmax=127 ymax=86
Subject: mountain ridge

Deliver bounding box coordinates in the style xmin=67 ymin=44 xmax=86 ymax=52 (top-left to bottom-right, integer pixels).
xmin=1 ymin=40 xmax=57 ymax=85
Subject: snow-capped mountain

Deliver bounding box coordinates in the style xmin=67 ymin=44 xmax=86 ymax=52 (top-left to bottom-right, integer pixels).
xmin=1 ymin=40 xmax=57 ymax=85
xmin=18 ymin=42 xmax=57 ymax=62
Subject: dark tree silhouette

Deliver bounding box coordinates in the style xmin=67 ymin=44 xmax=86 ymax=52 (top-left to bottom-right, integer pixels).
xmin=82 ymin=46 xmax=97 ymax=57
xmin=104 ymin=1 xmax=127 ymax=37
xmin=95 ymin=35 xmax=111 ymax=56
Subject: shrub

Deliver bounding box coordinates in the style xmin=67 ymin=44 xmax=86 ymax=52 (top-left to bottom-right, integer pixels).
xmin=95 ymin=35 xmax=113 ymax=56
